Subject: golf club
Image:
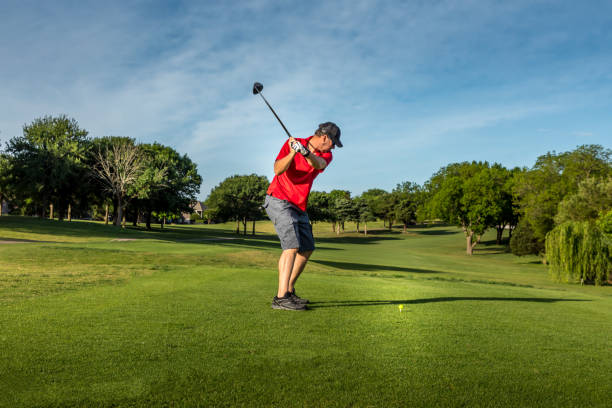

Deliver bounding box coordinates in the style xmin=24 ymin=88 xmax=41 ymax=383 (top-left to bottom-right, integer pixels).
xmin=252 ymin=82 xmax=293 ymax=138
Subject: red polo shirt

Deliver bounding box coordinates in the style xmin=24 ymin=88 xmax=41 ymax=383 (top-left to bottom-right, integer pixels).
xmin=267 ymin=136 xmax=333 ymax=211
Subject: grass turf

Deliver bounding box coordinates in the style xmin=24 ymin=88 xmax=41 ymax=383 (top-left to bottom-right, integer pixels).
xmin=0 ymin=216 xmax=610 ymax=407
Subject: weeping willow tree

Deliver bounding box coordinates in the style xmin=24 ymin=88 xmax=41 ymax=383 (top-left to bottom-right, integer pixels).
xmin=545 ymin=220 xmax=611 ymax=285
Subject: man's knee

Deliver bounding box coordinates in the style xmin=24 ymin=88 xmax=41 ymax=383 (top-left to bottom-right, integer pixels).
xmin=299 ymin=250 xmax=313 ymax=258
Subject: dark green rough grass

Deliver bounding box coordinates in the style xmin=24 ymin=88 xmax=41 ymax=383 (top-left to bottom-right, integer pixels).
xmin=0 ymin=216 xmax=611 ymax=407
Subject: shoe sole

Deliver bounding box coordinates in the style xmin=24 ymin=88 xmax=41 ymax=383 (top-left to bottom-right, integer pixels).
xmin=271 ymin=303 xmax=307 ymax=311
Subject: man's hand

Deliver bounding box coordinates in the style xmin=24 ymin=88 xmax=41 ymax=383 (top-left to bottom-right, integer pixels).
xmin=290 ymin=139 xmax=310 ymax=157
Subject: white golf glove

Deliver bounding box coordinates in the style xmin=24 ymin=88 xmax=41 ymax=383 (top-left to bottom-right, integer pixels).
xmin=291 ymin=140 xmax=310 ymax=157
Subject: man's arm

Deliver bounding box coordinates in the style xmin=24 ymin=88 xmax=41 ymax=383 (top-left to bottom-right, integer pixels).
xmin=304 ymin=150 xmax=327 ymax=170
xmin=274 ymin=146 xmax=296 ymax=175
xmin=274 ymin=138 xmax=328 ymax=175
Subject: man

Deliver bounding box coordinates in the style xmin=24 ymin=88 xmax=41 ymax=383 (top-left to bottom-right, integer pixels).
xmin=263 ymin=122 xmax=342 ymax=311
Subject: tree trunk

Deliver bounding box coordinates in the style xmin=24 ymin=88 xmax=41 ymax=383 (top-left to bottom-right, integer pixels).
xmin=356 ymin=221 xmax=360 ymax=233
xmin=236 ymin=219 xmax=240 ymax=234
xmin=67 ymin=203 xmax=72 ymax=222
xmin=403 ymin=223 xmax=407 ymax=233
xmin=388 ymin=219 xmax=392 ymax=232
xmin=364 ymin=222 xmax=368 ymax=236
xmin=466 ymin=233 xmax=474 ymax=255
xmin=49 ymin=203 xmax=54 ymax=220
xmin=341 ymin=221 xmax=345 ymax=232
xmin=336 ymin=223 xmax=340 ymax=235
xmin=105 ymin=204 xmax=109 ymax=225
xmin=116 ymin=197 xmax=123 ymax=227
xmin=145 ymin=212 xmax=152 ymax=230
xmin=331 ymin=221 xmax=336 ymax=232
xmin=465 ymin=231 xmax=482 ymax=255
xmin=57 ymin=201 xmax=65 ymax=221
xmin=496 ymin=226 xmax=504 ymax=245
xmin=242 ymin=217 xmax=247 ymax=235
xmin=161 ymin=216 xmax=166 ymax=229
xmin=122 ymin=212 xmax=126 ymax=228
xmin=252 ymin=220 xmax=256 ymax=235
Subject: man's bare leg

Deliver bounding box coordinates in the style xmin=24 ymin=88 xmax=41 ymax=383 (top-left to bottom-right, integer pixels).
xmin=288 ymin=250 xmax=312 ymax=293
xmin=277 ymin=248 xmax=298 ymax=297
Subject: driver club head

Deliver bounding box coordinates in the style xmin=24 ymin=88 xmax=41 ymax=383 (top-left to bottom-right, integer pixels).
xmin=252 ymin=82 xmax=263 ymax=95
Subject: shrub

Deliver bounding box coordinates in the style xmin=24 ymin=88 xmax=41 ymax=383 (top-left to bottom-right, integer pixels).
xmin=510 ymin=220 xmax=542 ymax=256
xmin=545 ymin=221 xmax=610 ymax=285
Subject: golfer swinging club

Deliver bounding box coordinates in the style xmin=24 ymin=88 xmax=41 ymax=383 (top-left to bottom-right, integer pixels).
xmin=263 ymin=122 xmax=342 ymax=310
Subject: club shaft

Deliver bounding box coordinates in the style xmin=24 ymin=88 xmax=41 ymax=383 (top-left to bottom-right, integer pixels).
xmin=258 ymin=93 xmax=293 ymax=138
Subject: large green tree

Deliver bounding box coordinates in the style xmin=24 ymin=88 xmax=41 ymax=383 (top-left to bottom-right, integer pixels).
xmin=135 ymin=143 xmax=201 ymax=230
xmin=513 ymin=144 xmax=611 ymax=252
xmin=428 ymin=161 xmax=500 ymax=255
xmin=487 ymin=165 xmax=519 ymax=245
xmin=6 ymin=115 xmax=89 ymax=219
xmin=554 ymin=177 xmax=612 ymax=224
xmin=328 ymin=190 xmax=351 ymax=233
xmin=205 ymin=174 xmax=269 ymax=235
xmin=353 ymin=196 xmax=375 ymax=235
xmin=393 ymin=182 xmax=421 ymax=233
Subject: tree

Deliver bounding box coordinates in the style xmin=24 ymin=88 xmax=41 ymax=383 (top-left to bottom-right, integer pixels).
xmin=555 ymin=177 xmax=612 ymax=224
xmin=545 ymin=219 xmax=610 ymax=285
xmin=5 ymin=115 xmax=89 ymax=219
xmin=135 ymin=143 xmax=201 ymax=230
xmin=509 ymin=220 xmax=541 ymax=256
xmin=358 ymin=188 xmax=388 ymax=230
xmin=487 ymin=165 xmax=518 ymax=244
xmin=0 ymin=154 xmax=12 ymax=216
xmin=353 ymin=196 xmax=375 ymax=235
xmin=428 ymin=161 xmax=498 ymax=255
xmin=369 ymin=192 xmax=397 ymax=231
xmin=393 ymin=182 xmax=421 ymax=233
xmin=328 ymin=190 xmax=351 ymax=233
xmin=332 ymin=197 xmax=355 ymax=235
xmin=513 ymin=145 xmax=611 ymax=252
xmin=92 ymin=138 xmax=144 ymax=227
xmin=205 ymin=174 xmax=269 ymax=235
xmin=307 ymin=191 xmax=331 ymax=225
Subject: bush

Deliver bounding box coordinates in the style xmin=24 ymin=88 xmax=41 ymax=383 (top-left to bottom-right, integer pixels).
xmin=510 ymin=221 xmax=542 ymax=256
xmin=545 ymin=221 xmax=611 ymax=285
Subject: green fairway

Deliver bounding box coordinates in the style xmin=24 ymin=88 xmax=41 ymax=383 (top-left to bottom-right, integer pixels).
xmin=0 ymin=216 xmax=610 ymax=407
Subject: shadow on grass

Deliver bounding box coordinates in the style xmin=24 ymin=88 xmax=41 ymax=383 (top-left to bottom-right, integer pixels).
xmin=410 ymin=229 xmax=460 ymax=236
xmin=308 ymin=297 xmax=590 ymax=309
xmin=0 ymin=237 xmax=58 ymax=244
xmin=0 ymin=216 xmax=401 ymax=249
xmin=310 ymin=259 xmax=441 ymax=274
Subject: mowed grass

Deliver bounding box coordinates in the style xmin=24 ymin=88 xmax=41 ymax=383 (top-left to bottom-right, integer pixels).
xmin=0 ymin=216 xmax=610 ymax=407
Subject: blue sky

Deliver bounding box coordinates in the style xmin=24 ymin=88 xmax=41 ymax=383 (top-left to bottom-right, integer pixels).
xmin=1 ymin=0 xmax=611 ymax=199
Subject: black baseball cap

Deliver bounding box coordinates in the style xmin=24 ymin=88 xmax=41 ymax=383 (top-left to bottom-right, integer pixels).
xmin=317 ymin=122 xmax=342 ymax=147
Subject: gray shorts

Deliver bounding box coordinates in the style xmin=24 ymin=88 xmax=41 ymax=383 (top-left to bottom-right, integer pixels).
xmin=263 ymin=195 xmax=315 ymax=252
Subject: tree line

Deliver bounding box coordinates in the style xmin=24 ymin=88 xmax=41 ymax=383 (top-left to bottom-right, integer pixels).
xmin=1 ymin=117 xmax=608 ymax=284
xmin=205 ymin=144 xmax=610 ymax=285
xmin=0 ymin=115 xmax=202 ymax=228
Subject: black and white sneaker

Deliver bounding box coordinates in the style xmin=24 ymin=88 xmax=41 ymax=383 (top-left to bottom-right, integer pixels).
xmin=289 ymin=290 xmax=309 ymax=305
xmin=271 ymin=293 xmax=306 ymax=311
